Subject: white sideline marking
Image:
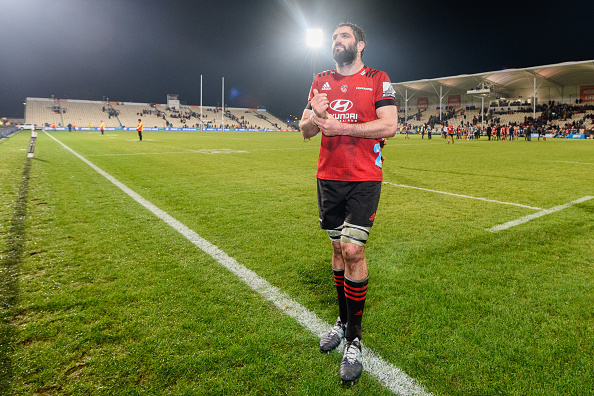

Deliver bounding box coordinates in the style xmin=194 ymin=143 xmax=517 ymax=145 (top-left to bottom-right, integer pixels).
xmin=43 ymin=131 xmax=431 ymax=396
xmin=486 ymin=196 xmax=594 ymax=232
xmin=383 ymin=182 xmax=544 ymax=210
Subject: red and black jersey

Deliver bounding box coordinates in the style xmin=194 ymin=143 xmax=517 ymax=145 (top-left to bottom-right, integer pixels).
xmin=306 ymin=66 xmax=397 ymax=182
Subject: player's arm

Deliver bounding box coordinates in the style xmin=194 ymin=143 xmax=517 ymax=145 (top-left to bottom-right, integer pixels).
xmin=299 ymin=108 xmax=319 ymax=139
xmin=312 ymin=104 xmax=398 ymax=139
xmin=299 ymin=88 xmax=329 ymax=139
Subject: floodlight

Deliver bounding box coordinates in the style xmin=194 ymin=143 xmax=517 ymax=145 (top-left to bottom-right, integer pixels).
xmin=306 ymin=29 xmax=324 ymax=48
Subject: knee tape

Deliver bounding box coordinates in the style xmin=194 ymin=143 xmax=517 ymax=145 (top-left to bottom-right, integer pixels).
xmin=327 ymin=223 xmax=370 ymax=246
xmin=326 ymin=226 xmax=343 ymax=243
xmin=341 ymin=223 xmax=370 ymax=246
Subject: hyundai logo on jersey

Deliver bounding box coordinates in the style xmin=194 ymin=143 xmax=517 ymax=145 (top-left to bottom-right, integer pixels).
xmin=330 ymin=100 xmax=353 ymax=112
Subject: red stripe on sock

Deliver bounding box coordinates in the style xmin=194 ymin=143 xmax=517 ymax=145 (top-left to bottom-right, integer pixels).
xmin=344 ymin=283 xmax=367 ymax=301
xmin=334 ymin=274 xmax=344 ymax=287
xmin=344 ymin=283 xmax=367 ymax=294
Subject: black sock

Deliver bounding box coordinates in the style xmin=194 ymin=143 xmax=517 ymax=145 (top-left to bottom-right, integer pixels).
xmin=344 ymin=275 xmax=368 ymax=341
xmin=333 ymin=269 xmax=347 ymax=324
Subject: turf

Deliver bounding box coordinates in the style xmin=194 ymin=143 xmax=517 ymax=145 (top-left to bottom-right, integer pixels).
xmin=1 ymin=130 xmax=592 ymax=395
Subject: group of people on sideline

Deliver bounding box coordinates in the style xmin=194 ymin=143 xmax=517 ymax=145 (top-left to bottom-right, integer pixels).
xmin=401 ymin=122 xmax=593 ymax=141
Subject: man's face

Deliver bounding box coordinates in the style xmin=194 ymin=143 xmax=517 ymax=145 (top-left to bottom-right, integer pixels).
xmin=332 ymin=26 xmax=358 ymax=67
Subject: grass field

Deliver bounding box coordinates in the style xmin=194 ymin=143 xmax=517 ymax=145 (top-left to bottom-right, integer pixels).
xmin=1 ymin=129 xmax=593 ymax=395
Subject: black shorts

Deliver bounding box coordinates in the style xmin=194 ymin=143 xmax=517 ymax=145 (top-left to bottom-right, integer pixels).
xmin=317 ymin=179 xmax=382 ymax=230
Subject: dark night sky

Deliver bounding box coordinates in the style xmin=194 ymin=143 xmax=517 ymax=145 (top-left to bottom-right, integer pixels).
xmin=2 ymin=0 xmax=594 ymax=121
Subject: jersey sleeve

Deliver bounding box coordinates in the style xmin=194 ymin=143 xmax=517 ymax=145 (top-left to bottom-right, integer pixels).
xmin=374 ymin=71 xmax=397 ymax=110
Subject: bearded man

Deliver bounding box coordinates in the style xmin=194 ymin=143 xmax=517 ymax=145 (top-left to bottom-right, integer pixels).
xmin=299 ymin=22 xmax=398 ymax=384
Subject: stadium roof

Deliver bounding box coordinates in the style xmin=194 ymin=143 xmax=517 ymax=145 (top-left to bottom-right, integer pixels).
xmin=392 ymin=59 xmax=594 ymax=99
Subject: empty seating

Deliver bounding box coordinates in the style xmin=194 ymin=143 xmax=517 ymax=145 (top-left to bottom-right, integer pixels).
xmin=25 ymin=98 xmax=291 ymax=130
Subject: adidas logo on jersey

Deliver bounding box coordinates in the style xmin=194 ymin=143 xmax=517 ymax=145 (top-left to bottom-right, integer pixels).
xmin=322 ymin=82 xmax=331 ymax=91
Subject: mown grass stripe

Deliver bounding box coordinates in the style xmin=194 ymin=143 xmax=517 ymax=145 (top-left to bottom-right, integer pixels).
xmin=0 ymin=155 xmax=32 ymax=395
xmin=43 ymin=131 xmax=431 ymax=395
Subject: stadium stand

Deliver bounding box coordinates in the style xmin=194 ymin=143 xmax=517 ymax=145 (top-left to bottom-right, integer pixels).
xmin=24 ymin=98 xmax=291 ymax=130
xmin=393 ymin=60 xmax=594 ymax=135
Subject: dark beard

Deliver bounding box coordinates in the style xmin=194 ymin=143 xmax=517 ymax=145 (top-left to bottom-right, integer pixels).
xmin=332 ymin=44 xmax=357 ymax=68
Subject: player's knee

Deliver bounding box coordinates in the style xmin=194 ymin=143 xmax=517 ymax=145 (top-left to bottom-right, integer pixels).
xmin=340 ymin=242 xmax=365 ymax=266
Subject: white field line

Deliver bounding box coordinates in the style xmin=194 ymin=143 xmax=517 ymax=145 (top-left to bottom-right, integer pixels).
xmin=88 ymin=147 xmax=311 ymax=157
xmin=383 ymin=182 xmax=544 ymax=210
xmin=88 ymin=151 xmax=194 ymax=157
xmin=43 ymin=131 xmax=432 ymax=396
xmin=384 ymin=182 xmax=592 ymax=232
xmin=556 ymin=160 xmax=594 ymax=165
xmin=486 ymin=196 xmax=594 ymax=232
